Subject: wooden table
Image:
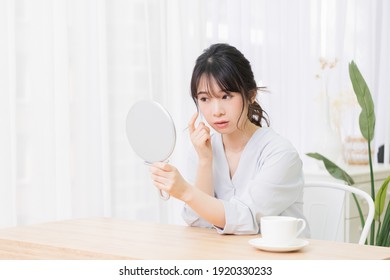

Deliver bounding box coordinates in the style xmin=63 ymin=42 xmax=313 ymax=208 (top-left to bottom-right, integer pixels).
xmin=0 ymin=218 xmax=389 ymax=260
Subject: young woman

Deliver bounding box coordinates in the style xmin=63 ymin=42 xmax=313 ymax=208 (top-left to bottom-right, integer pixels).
xmin=149 ymin=43 xmax=309 ymax=236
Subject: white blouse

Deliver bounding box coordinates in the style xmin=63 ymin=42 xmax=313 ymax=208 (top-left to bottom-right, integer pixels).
xmin=181 ymin=127 xmax=310 ymax=237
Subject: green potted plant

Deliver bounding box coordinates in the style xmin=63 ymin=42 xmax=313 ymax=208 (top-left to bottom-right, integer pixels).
xmin=307 ymin=61 xmax=390 ymax=247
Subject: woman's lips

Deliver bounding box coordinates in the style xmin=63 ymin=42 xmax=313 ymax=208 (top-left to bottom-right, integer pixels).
xmin=214 ymin=121 xmax=229 ymax=129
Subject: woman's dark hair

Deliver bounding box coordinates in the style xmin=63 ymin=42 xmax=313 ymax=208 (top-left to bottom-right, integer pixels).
xmin=190 ymin=43 xmax=269 ymax=127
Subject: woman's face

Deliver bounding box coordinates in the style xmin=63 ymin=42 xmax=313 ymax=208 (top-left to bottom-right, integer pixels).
xmin=196 ymin=74 xmax=248 ymax=134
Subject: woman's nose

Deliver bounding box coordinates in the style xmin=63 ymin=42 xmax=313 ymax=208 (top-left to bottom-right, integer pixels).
xmin=212 ymin=100 xmax=225 ymax=117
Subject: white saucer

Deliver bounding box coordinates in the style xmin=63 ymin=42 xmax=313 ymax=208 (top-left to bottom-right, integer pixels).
xmin=248 ymin=238 xmax=309 ymax=252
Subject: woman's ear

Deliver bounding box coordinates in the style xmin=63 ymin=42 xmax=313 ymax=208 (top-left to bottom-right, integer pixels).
xmin=249 ymin=89 xmax=257 ymax=103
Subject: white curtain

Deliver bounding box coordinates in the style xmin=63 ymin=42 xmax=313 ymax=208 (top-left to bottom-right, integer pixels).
xmin=0 ymin=0 xmax=389 ymax=228
xmin=0 ymin=0 xmax=112 ymax=227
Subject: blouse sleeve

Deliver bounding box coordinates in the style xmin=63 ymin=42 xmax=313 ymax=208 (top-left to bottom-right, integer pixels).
xmin=182 ymin=204 xmax=213 ymax=228
xmin=217 ymin=148 xmax=304 ymax=235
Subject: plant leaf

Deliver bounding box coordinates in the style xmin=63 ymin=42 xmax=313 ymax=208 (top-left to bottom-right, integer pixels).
xmin=352 ymin=192 xmax=366 ymax=239
xmin=376 ymin=202 xmax=390 ymax=246
xmin=375 ymin=175 xmax=390 ymax=221
xmin=306 ymin=153 xmax=355 ymax=185
xmin=348 ymin=61 xmax=376 ymax=141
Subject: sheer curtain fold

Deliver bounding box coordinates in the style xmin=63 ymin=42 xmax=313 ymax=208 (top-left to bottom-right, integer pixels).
xmin=376 ymin=0 xmax=390 ymax=164
xmin=0 ymin=0 xmax=17 ymax=227
xmin=53 ymin=0 xmax=72 ymax=220
xmin=65 ymin=0 xmax=111 ymax=219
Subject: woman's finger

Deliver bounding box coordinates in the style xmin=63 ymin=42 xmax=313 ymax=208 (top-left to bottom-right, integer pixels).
xmin=150 ymin=173 xmax=169 ymax=185
xmin=151 ymin=180 xmax=168 ymax=192
xmin=198 ymin=132 xmax=211 ymax=143
xmin=151 ymin=162 xmax=172 ymax=172
xmin=191 ymin=122 xmax=209 ymax=138
xmin=192 ymin=126 xmax=210 ymax=143
xmin=194 ymin=129 xmax=209 ymax=142
xmin=188 ymin=112 xmax=199 ymax=134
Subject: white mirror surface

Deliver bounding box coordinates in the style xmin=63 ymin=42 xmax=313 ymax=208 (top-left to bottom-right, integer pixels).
xmin=126 ymin=100 xmax=176 ymax=164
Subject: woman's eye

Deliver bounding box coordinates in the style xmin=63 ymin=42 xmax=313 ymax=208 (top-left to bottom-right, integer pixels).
xmin=222 ymin=94 xmax=232 ymax=100
xmin=199 ymin=97 xmax=208 ymax=102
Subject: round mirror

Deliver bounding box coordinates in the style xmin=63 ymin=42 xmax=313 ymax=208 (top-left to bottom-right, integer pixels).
xmin=126 ymin=100 xmax=176 ymax=200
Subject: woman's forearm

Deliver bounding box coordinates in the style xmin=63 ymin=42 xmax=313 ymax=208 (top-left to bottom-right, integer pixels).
xmin=194 ymin=159 xmax=214 ymax=196
xmin=183 ymin=186 xmax=226 ymax=229
xmin=192 ymin=159 xmax=225 ymax=228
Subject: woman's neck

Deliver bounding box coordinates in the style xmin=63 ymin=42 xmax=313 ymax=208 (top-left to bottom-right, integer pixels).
xmin=222 ymin=121 xmax=259 ymax=153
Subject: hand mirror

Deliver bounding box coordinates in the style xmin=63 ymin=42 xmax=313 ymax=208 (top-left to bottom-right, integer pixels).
xmin=126 ymin=100 xmax=176 ymax=200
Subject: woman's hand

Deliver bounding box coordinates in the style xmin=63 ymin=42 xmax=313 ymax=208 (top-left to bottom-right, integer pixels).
xmin=149 ymin=162 xmax=193 ymax=201
xmin=149 ymin=162 xmax=225 ymax=228
xmin=188 ymin=112 xmax=212 ymax=161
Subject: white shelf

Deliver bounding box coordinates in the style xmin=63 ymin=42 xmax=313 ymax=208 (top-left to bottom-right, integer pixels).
xmin=304 ymin=163 xmax=390 ymax=184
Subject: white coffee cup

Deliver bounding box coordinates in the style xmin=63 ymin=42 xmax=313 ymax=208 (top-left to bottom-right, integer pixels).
xmin=260 ymin=216 xmax=306 ymax=246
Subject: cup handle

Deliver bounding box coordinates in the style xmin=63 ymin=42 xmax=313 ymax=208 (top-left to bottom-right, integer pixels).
xmin=295 ymin=219 xmax=306 ymax=238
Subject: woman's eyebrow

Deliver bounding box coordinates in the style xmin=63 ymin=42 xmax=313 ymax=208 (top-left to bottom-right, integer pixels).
xmin=196 ymin=91 xmax=211 ymax=96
